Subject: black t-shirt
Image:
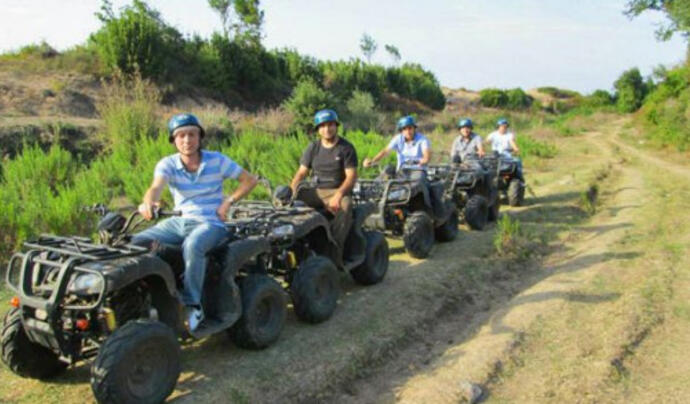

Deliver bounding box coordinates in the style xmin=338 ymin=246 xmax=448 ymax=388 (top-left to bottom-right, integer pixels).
xmin=300 ymin=137 xmax=358 ymax=189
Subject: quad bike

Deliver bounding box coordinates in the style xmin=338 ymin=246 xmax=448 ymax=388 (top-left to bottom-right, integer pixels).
xmin=427 ymin=153 xmax=500 ymax=231
xmin=2 ymin=205 xmax=289 ymax=404
xmin=353 ymin=164 xmax=458 ymax=259
xmin=226 ymin=181 xmax=390 ymax=324
xmin=482 ymin=151 xmax=526 ymax=206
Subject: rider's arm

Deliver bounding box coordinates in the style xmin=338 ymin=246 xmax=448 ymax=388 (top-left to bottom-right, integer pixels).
xmin=226 ymin=170 xmax=258 ymax=202
xmin=477 ymin=141 xmax=486 ymax=157
xmin=142 ymin=176 xmax=167 ymax=208
xmin=509 ymin=134 xmax=520 ymax=153
xmin=290 ymin=165 xmax=309 ymax=194
xmin=336 ymin=167 xmax=357 ymax=197
xmin=369 ymin=147 xmax=393 ymax=165
xmin=419 ymin=140 xmax=431 ymax=165
xmin=140 ymin=160 xmax=170 ymax=220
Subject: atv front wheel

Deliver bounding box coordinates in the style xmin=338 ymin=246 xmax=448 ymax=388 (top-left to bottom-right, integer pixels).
xmin=229 ymin=274 xmax=287 ymax=349
xmin=91 ymin=320 xmax=180 ymax=404
xmin=508 ymin=179 xmax=525 ymax=207
xmin=291 ymin=255 xmax=341 ymax=323
xmin=435 ymin=209 xmax=459 ymax=242
xmin=350 ymin=231 xmax=389 ymax=285
xmin=403 ymin=211 xmax=435 ymax=259
xmin=465 ymin=194 xmax=489 ymax=230
xmin=1 ymin=308 xmax=66 ymax=379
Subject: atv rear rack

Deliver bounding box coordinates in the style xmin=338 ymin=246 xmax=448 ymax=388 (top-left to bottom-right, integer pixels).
xmin=22 ymin=234 xmax=148 ymax=261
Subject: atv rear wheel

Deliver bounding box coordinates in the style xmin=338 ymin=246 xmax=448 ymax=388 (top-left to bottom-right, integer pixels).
xmin=465 ymin=194 xmax=489 ymax=230
xmin=291 ymin=256 xmax=340 ymax=323
xmin=435 ymin=209 xmax=459 ymax=242
xmin=350 ymin=231 xmax=389 ymax=285
xmin=91 ymin=320 xmax=180 ymax=404
xmin=508 ymin=179 xmax=525 ymax=207
xmin=229 ymin=274 xmax=287 ymax=349
xmin=1 ymin=308 xmax=66 ymax=379
xmin=403 ymin=211 xmax=435 ymax=259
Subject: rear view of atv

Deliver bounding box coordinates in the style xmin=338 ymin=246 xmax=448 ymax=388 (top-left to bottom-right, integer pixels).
xmin=2 ymin=205 xmax=288 ymax=404
xmin=483 ymin=152 xmax=526 ymax=207
xmin=427 ymin=155 xmax=499 ymax=230
xmin=227 ymin=183 xmax=389 ymax=325
xmin=353 ymin=165 xmax=458 ymax=259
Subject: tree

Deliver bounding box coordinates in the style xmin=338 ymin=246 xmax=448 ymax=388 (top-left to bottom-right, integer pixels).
xmin=625 ymin=0 xmax=690 ymax=40
xmin=208 ymin=0 xmax=233 ymax=37
xmin=614 ymin=67 xmax=650 ymax=112
xmin=233 ymin=0 xmax=264 ymax=44
xmin=207 ymin=0 xmax=263 ymax=43
xmin=360 ymin=33 xmax=378 ymax=63
xmin=384 ymin=44 xmax=401 ymax=64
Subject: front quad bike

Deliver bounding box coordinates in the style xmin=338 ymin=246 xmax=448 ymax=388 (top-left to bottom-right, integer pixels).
xmin=427 ymin=156 xmax=500 ymax=231
xmin=483 ymin=152 xmax=526 ymax=207
xmin=2 ymin=205 xmax=287 ymax=404
xmin=353 ymin=165 xmax=458 ymax=259
xmin=227 ymin=185 xmax=389 ymax=324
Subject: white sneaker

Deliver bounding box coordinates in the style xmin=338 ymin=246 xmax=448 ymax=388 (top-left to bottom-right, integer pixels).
xmin=186 ymin=306 xmax=204 ymax=332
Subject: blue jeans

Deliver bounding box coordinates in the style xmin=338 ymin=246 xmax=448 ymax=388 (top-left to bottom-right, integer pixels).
xmin=131 ymin=217 xmax=228 ymax=307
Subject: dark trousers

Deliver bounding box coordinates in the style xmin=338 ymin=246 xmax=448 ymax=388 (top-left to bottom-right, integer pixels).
xmin=298 ymin=187 xmax=353 ymax=249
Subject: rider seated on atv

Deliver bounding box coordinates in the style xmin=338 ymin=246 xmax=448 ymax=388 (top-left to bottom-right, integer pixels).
xmin=289 ymin=109 xmax=358 ymax=250
xmin=486 ymin=118 xmax=525 ymax=183
xmin=450 ymin=118 xmax=486 ymax=164
xmin=363 ymin=115 xmax=432 ymax=181
xmin=132 ymin=113 xmax=258 ymax=332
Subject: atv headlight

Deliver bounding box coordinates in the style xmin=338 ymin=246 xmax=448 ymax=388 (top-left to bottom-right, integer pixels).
xmin=387 ymin=187 xmax=410 ymax=202
xmin=271 ymin=224 xmax=295 ymax=238
xmin=68 ymin=273 xmax=104 ymax=295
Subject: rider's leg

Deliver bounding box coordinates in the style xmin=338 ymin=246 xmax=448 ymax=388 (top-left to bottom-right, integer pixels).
xmin=316 ymin=188 xmax=353 ymax=249
xmin=130 ymin=217 xmax=186 ymax=247
xmin=180 ymin=222 xmax=229 ymax=307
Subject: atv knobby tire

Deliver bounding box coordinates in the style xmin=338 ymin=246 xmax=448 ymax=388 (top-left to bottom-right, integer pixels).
xmin=465 ymin=194 xmax=489 ymax=230
xmin=90 ymin=320 xmax=180 ymax=404
xmin=435 ymin=209 xmax=459 ymax=242
xmin=1 ymin=308 xmax=66 ymax=379
xmin=229 ymin=274 xmax=287 ymax=349
xmin=487 ymin=189 xmax=500 ymax=222
xmin=291 ymin=255 xmax=340 ymax=324
xmin=508 ymin=179 xmax=525 ymax=207
xmin=350 ymin=231 xmax=389 ymax=285
xmin=403 ymin=211 xmax=435 ymax=259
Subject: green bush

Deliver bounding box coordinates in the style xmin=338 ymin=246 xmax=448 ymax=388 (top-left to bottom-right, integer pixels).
xmin=584 ymin=89 xmax=614 ymax=107
xmin=536 ymin=87 xmax=581 ymax=99
xmin=90 ymin=0 xmax=184 ymax=79
xmin=614 ymin=67 xmax=650 ymax=113
xmin=283 ymin=79 xmax=334 ymax=132
xmin=479 ymin=88 xmax=509 ymax=108
xmin=344 ymin=91 xmax=381 ymax=132
xmin=506 ymin=88 xmax=533 ymax=110
xmin=479 ymin=88 xmax=532 ymax=110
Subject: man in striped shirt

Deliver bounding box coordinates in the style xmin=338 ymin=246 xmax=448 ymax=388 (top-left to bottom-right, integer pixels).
xmin=132 ymin=113 xmax=258 ymax=331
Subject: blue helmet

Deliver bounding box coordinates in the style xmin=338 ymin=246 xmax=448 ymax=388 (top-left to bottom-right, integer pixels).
xmin=396 ymin=115 xmax=417 ymax=131
xmin=313 ymin=109 xmax=340 ymax=128
xmin=497 ymin=118 xmax=509 ymax=127
xmin=458 ymin=118 xmax=473 ymax=129
xmin=168 ymin=113 xmax=205 ymax=143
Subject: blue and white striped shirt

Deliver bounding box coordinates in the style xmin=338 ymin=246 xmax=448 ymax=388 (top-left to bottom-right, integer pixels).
xmin=154 ymin=150 xmax=243 ymax=226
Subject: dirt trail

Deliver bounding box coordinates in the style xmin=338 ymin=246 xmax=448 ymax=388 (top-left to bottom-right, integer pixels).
xmin=337 ymin=117 xmax=690 ymax=403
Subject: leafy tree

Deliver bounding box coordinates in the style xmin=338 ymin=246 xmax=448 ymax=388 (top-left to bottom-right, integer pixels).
xmin=208 ymin=0 xmax=233 ymax=37
xmin=283 ymin=79 xmax=334 ymax=132
xmin=360 ymin=33 xmax=378 ymax=63
xmin=614 ymin=67 xmax=650 ymax=112
xmin=625 ymin=0 xmax=690 ymax=40
xmin=233 ymin=0 xmax=264 ymax=44
xmin=384 ymin=44 xmax=401 ymax=64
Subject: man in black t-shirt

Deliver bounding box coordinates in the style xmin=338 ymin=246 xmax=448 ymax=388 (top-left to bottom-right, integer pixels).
xmin=290 ymin=109 xmax=358 ymax=249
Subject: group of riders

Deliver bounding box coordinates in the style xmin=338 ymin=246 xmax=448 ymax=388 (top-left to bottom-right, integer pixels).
xmin=135 ymin=110 xmax=525 ymax=331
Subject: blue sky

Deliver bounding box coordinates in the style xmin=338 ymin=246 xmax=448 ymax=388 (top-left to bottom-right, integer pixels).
xmin=2 ymin=0 xmax=686 ymax=93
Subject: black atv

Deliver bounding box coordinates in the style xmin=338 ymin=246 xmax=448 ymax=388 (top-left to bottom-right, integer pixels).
xmin=226 ymin=182 xmax=389 ymax=324
xmin=2 ymin=205 xmax=289 ymax=404
xmin=427 ymin=154 xmax=500 ymax=231
xmin=353 ymin=164 xmax=458 ymax=259
xmin=482 ymin=152 xmax=526 ymax=207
